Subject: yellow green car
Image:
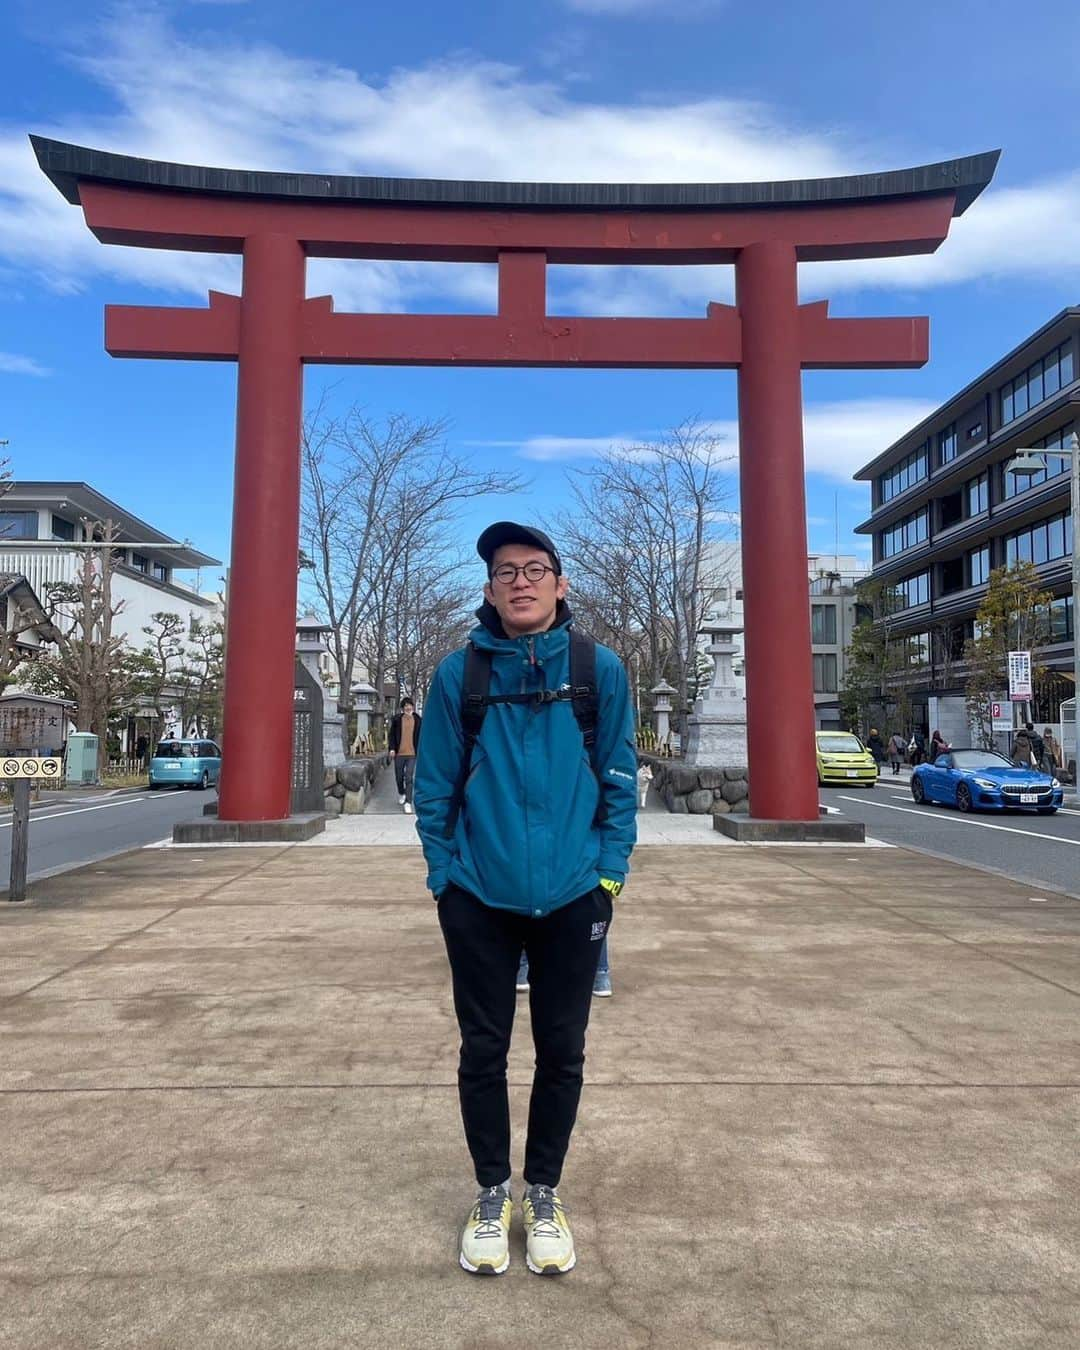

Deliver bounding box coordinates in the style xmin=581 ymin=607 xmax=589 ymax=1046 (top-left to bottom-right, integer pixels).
xmin=815 ymin=731 xmax=878 ymax=787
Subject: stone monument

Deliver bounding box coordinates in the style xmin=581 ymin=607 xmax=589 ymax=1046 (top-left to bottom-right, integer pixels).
xmin=683 ymin=620 xmax=748 ymax=766
xmin=650 ymin=680 xmax=677 ymax=746
xmin=295 ymin=613 xmax=347 ymax=769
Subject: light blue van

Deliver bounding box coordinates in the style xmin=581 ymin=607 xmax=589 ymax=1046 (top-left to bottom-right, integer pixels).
xmin=148 ymin=738 xmax=222 ymax=791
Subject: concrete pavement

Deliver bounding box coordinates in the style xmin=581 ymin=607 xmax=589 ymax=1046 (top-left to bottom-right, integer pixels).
xmin=3 ymin=838 xmax=1080 ymax=1348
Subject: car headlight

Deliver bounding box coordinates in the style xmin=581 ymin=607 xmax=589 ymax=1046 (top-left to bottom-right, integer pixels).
xmin=1052 ymin=778 xmax=1061 ymax=788
xmin=973 ymin=778 xmax=998 ymax=790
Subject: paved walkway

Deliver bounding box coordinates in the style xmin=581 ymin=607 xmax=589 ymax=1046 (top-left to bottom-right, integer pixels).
xmin=4 ymin=835 xmax=1079 ymax=1347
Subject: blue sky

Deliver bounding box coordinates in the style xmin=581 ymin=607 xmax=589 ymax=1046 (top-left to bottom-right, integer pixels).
xmin=3 ymin=0 xmax=1080 ymax=591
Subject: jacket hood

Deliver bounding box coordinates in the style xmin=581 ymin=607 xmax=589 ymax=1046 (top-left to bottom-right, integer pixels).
xmin=472 ymin=597 xmax=574 ymax=646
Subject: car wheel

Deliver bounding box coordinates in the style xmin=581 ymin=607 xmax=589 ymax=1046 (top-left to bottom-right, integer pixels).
xmin=149 ymin=782 xmax=159 ymax=791
xmin=911 ymin=777 xmax=925 ymax=804
xmin=197 ymin=770 xmax=210 ymax=791
xmin=956 ymin=784 xmax=973 ymax=813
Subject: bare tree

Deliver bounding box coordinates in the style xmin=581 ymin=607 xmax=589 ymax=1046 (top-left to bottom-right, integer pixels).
xmin=24 ymin=519 xmax=143 ymax=767
xmin=301 ymin=404 xmax=526 ymax=745
xmin=552 ymin=419 xmax=735 ymax=732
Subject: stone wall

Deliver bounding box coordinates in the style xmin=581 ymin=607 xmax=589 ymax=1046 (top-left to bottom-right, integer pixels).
xmin=322 ymin=755 xmax=386 ymax=817
xmin=641 ymin=754 xmax=750 ymax=816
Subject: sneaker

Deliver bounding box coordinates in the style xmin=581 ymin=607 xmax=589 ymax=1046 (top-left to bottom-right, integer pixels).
xmin=460 ymin=1186 xmax=512 ymax=1275
xmin=398 ymin=793 xmax=406 ymax=805
xmin=516 ymin=956 xmax=530 ymax=992
xmin=592 ymin=970 xmax=612 ymax=997
xmin=522 ymin=1184 xmax=575 ymax=1276
xmin=403 ymin=802 xmax=413 ymax=814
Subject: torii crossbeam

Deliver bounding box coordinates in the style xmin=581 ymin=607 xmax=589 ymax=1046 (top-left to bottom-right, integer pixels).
xmin=33 ymin=137 xmax=999 ymax=827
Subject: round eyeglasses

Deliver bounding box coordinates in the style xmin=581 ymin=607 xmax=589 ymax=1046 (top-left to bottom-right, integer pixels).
xmin=491 ymin=561 xmax=556 ymax=584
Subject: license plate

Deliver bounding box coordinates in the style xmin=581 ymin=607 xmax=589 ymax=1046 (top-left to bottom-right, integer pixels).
xmin=846 ymin=770 xmax=857 ymax=777
xmin=1020 ymin=792 xmax=1038 ymax=804
xmin=165 ymin=761 xmax=180 ymax=769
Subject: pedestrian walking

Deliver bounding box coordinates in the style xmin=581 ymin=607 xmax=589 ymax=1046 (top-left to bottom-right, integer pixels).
xmin=1012 ymin=724 xmax=1034 ymax=767
xmin=388 ymin=697 xmax=421 ymax=814
xmin=1042 ymin=727 xmax=1063 ymax=776
xmin=517 ymin=935 xmax=613 ymax=998
xmin=887 ymin=731 xmax=906 ymax=775
xmin=928 ymin=729 xmax=950 ymax=763
xmin=908 ymin=728 xmax=926 ymax=765
xmin=414 ymin=521 xmax=637 ymax=1278
xmin=866 ymin=728 xmax=885 ymax=765
xmin=1026 ymin=722 xmax=1045 ymax=768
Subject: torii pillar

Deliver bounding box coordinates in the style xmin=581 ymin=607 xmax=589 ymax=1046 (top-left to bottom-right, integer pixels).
xmin=31 ymin=136 xmax=999 ymax=833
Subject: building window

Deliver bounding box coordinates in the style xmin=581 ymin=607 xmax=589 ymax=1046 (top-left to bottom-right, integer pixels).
xmin=152 ymin=562 xmax=169 ymax=583
xmin=967 ymin=421 xmax=984 ymax=441
xmin=51 ymin=514 xmax=76 ymax=541
xmin=968 ymin=545 xmax=991 ymax=586
xmin=999 ymin=342 xmax=1075 ymax=426
xmin=811 ymin=605 xmax=837 ymax=645
xmin=904 ymin=632 xmax=931 ymax=669
xmin=937 ymin=424 xmax=958 ymax=466
xmin=1005 ymin=510 xmax=1073 ymax=566
xmin=1046 ymin=594 xmax=1074 ymax=643
xmin=966 ymin=472 xmax=988 ymax=517
xmin=131 ymin=553 xmax=149 ymax=573
xmin=812 ymin=653 xmax=838 ymax=692
xmin=877 ymin=442 xmax=929 ymax=504
xmin=895 ymin=572 xmax=929 ymax=608
xmin=879 ymin=508 xmax=929 ymax=559
xmin=0 ymin=510 xmax=39 ymax=540
xmin=1001 ymin=422 xmax=1074 ymax=500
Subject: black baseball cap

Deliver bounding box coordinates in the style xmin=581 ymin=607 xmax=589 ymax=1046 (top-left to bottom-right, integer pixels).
xmin=476 ymin=521 xmax=562 ymax=575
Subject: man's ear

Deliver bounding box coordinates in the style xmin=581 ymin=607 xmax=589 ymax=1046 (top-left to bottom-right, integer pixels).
xmin=483 ymin=580 xmax=495 ymax=606
xmin=556 ymin=575 xmax=569 ymax=600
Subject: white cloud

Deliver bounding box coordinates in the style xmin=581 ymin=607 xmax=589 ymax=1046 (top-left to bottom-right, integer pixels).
xmin=0 ymin=351 xmax=51 ymax=376
xmin=1 ymin=11 xmax=1076 ymax=317
xmin=494 ymin=397 xmax=936 ymax=480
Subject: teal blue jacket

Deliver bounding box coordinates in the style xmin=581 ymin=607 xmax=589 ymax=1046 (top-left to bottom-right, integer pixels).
xmin=414 ymin=603 xmax=638 ymax=916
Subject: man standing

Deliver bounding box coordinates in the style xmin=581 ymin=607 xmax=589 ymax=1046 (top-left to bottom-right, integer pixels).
xmin=388 ymin=697 xmax=421 ymax=815
xmin=414 ymin=522 xmax=637 ymax=1277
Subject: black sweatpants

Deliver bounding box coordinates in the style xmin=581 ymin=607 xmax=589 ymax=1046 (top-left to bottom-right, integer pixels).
xmin=437 ymin=882 xmax=613 ymax=1188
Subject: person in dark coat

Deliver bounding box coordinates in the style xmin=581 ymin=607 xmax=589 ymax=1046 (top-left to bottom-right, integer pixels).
xmin=867 ymin=728 xmax=886 ymax=764
xmin=388 ymin=697 xmax=422 ymax=813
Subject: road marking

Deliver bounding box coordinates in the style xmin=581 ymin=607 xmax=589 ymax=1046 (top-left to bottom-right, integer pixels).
xmin=837 ymin=795 xmax=1080 ymax=847
xmin=0 ymin=798 xmax=148 ymax=830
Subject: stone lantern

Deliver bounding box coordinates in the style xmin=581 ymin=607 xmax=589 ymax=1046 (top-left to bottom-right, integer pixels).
xmin=683 ymin=619 xmax=748 ymax=766
xmin=350 ymin=681 xmax=378 ymax=746
xmin=295 ymin=613 xmax=347 ymax=767
xmin=650 ymin=679 xmax=677 ymax=744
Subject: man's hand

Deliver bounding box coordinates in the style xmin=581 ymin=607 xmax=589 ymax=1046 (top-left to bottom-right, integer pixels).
xmin=389 ymin=750 xmax=396 ymax=758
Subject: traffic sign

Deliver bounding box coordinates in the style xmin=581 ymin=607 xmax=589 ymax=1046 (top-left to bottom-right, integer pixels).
xmin=990 ymin=701 xmax=1012 ymax=733
xmin=1 ymin=756 xmax=61 ymax=780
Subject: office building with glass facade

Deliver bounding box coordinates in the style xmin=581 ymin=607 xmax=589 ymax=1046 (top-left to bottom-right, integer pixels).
xmin=854 ymin=308 xmax=1077 ymax=745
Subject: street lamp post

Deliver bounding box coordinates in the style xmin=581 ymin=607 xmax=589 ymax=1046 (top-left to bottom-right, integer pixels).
xmin=1005 ymin=430 xmax=1079 ymax=774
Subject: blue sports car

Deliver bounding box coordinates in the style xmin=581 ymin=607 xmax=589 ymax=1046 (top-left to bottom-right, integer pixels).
xmin=911 ymin=748 xmax=1063 ymax=814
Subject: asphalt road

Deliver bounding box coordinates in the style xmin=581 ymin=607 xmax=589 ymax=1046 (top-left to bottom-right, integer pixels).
xmin=824 ymin=775 xmax=1080 ymax=899
xmin=0 ymin=787 xmax=217 ymax=891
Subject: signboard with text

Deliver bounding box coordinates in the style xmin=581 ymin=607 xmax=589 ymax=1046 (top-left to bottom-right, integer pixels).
xmin=1007 ymin=651 xmax=1032 ymax=702
xmin=990 ymin=701 xmax=1013 ymax=733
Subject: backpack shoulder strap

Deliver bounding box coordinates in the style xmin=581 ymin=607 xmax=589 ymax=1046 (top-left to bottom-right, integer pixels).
xmin=443 ymin=643 xmax=492 ymax=839
xmin=568 ymin=629 xmax=599 ymax=758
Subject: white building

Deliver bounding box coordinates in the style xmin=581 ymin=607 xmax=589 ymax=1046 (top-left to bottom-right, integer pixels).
xmin=0 ymin=483 xmax=222 ymax=743
xmin=700 ymin=542 xmax=870 ymax=725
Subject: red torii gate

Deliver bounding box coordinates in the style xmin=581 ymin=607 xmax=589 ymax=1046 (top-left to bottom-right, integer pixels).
xmin=33 ymin=138 xmax=998 ymax=830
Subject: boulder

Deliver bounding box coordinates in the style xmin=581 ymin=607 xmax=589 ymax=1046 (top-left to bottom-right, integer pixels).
xmin=695 ymin=768 xmax=725 ymax=790
xmin=667 ymin=764 xmax=702 ymax=795
xmin=324 ymin=795 xmax=343 ymax=817
xmin=687 ymin=789 xmax=714 ymax=814
xmin=670 ymin=794 xmax=689 ymax=814
xmin=337 ymin=763 xmax=367 ymax=792
xmin=661 ymin=786 xmax=677 ymax=812
xmin=731 ymin=798 xmax=750 ymax=814
xmin=329 ymin=782 xmax=346 ymax=799
xmin=724 ymin=766 xmax=749 ymax=781
xmin=342 ymin=788 xmax=365 ymax=814
xmin=323 ymin=766 xmax=338 ymax=791
xmin=710 ymin=799 xmax=731 ymax=814
xmin=721 ymin=779 xmax=749 ymax=804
